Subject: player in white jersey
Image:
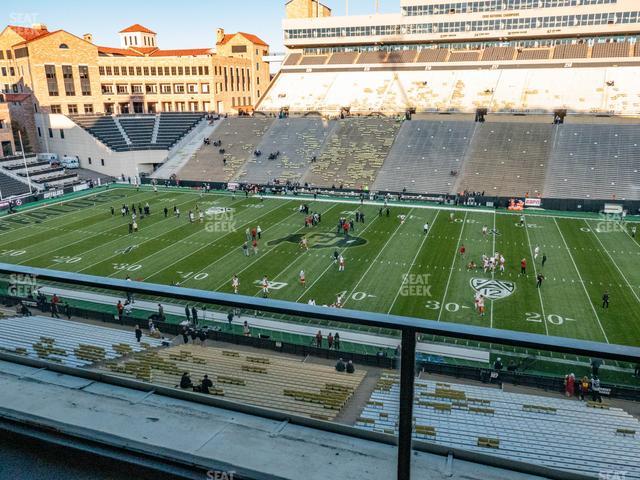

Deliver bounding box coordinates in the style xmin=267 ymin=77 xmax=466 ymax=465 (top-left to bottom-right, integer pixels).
xmin=477 ymin=295 xmax=485 ymax=316
xmin=534 ymin=246 xmax=540 ymax=260
xmin=300 ymin=237 xmax=309 ymax=251
xmin=499 ymin=255 xmax=506 ymax=273
xmin=338 ymin=255 xmax=345 ymax=272
xmin=299 ymin=269 xmax=306 ymax=288
xmin=261 ymin=276 xmax=269 ymax=298
xmin=231 ymin=274 xmax=239 ymax=294
xmin=482 ymin=225 xmax=488 ymax=236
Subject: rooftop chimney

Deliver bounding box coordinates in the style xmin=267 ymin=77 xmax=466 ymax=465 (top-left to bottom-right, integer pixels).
xmin=31 ymin=23 xmax=48 ymax=31
xmin=216 ymin=28 xmax=225 ymax=44
xmin=83 ymin=33 xmax=93 ymax=43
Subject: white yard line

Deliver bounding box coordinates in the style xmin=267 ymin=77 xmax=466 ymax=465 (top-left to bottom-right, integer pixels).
xmin=62 ymin=196 xmax=236 ymax=272
xmin=587 ymin=219 xmax=640 ymax=305
xmin=387 ymin=210 xmax=440 ymax=314
xmin=553 ymin=217 xmax=609 ymax=343
xmin=209 ymin=204 xmax=340 ymax=292
xmin=0 ymin=188 xmax=156 ymax=239
xmin=296 ymin=212 xmax=383 ymax=302
xmin=437 ymin=211 xmax=468 ymax=321
xmin=523 ymin=215 xmax=549 ymax=336
xmin=342 ymin=209 xmax=415 ymax=309
xmin=142 ymin=201 xmax=295 ymax=284
xmin=490 ymin=209 xmax=497 ymax=329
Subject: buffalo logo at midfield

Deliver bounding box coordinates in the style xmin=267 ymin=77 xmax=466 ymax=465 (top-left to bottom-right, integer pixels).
xmin=268 ymin=232 xmax=367 ymax=249
xmin=470 ymin=278 xmax=515 ymax=300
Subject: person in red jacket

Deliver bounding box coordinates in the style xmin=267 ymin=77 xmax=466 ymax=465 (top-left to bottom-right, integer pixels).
xmin=520 ymin=258 xmax=527 ymax=275
xmin=459 ymin=244 xmax=466 ymax=256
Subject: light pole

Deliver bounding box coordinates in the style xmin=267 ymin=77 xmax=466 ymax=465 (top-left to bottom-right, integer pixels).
xmin=18 ymin=131 xmax=33 ymax=194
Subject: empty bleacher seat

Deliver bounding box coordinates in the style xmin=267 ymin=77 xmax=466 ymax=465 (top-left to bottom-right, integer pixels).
xmin=416 ymin=48 xmax=448 ymax=63
xmin=591 ymin=42 xmax=631 ymax=59
xmin=283 ymin=53 xmax=302 ymax=66
xmin=0 ymin=170 xmax=30 ymax=197
xmin=448 ymin=51 xmax=481 ymax=62
xmin=357 ymin=51 xmax=389 ymax=64
xmin=387 ymin=50 xmax=418 ymax=64
xmin=516 ymin=48 xmax=551 ymax=61
xmin=0 ymin=316 xmax=163 ymax=368
xmin=327 ymin=52 xmax=359 ymax=65
xmin=357 ymin=374 xmax=640 ymax=479
xmin=374 ymin=120 xmax=475 ymax=194
xmin=543 ymin=124 xmax=640 ymax=201
xmin=103 ymin=344 xmax=366 ymax=420
xmin=299 ymin=55 xmax=329 ymax=66
xmin=481 ymin=47 xmax=516 ymax=62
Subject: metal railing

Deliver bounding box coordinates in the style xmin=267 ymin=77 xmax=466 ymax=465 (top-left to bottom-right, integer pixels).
xmin=2 ymin=262 xmax=640 ymax=480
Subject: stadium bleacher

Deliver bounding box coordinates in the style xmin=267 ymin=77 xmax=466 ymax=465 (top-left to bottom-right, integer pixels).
xmin=303 ymin=117 xmax=401 ymax=189
xmin=373 ymin=120 xmax=475 ymax=194
xmin=71 ymin=113 xmax=204 ymax=152
xmin=543 ymin=124 xmax=640 ymax=200
xmin=0 ymin=170 xmax=30 ymax=197
xmin=0 ymin=316 xmax=163 ymax=367
xmin=178 ymin=116 xmax=274 ymax=182
xmin=237 ymin=117 xmax=336 ymax=184
xmin=103 ymin=344 xmax=366 ymax=420
xmin=457 ymin=123 xmax=552 ymax=197
xmin=357 ymin=373 xmax=640 ymax=479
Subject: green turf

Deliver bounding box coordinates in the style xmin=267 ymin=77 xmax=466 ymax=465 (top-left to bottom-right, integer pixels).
xmin=2 ymin=186 xmax=640 ymax=356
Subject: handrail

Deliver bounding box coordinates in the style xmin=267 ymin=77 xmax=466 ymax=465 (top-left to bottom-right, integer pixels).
xmin=1 ymin=262 xmax=639 ymax=480
xmin=3 ymin=263 xmax=639 ymax=362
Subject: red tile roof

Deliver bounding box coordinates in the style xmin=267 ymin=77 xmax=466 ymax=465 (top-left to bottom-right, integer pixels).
xmin=97 ymin=46 xmax=143 ymax=57
xmin=7 ymin=25 xmax=49 ymax=41
xmin=217 ymin=32 xmax=268 ymax=47
xmin=150 ymin=48 xmax=212 ymax=57
xmin=3 ymin=93 xmax=31 ymax=103
xmin=119 ymin=24 xmax=156 ymax=34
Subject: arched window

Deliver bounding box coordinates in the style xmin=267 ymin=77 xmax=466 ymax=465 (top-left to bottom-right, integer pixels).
xmin=59 ymin=43 xmax=69 ymax=49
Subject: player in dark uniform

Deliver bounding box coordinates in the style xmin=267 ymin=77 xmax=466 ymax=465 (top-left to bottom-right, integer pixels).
xmin=602 ymin=291 xmax=610 ymax=309
xmin=536 ymin=273 xmax=544 ymax=288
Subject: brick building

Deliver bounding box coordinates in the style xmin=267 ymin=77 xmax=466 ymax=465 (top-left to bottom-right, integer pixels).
xmin=0 ymin=23 xmax=270 ymax=116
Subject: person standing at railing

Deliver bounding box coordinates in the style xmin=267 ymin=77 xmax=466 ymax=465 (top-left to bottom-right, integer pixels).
xmin=134 ymin=325 xmax=142 ymax=343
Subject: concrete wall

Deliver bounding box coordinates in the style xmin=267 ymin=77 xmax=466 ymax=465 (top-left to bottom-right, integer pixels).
xmin=35 ymin=113 xmax=166 ymax=178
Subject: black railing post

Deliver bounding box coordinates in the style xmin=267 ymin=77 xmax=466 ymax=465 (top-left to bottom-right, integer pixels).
xmin=398 ymin=328 xmax=416 ymax=480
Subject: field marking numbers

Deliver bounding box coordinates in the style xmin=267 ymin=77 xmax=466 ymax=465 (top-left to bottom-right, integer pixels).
xmin=438 ymin=212 xmax=467 ymax=321
xmin=342 ymin=208 xmax=414 ymax=309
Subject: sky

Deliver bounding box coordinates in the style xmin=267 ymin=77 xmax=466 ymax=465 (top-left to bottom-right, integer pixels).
xmin=2 ymin=0 xmax=400 ymax=53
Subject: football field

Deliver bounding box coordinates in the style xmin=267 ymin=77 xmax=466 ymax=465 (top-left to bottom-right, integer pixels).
xmin=2 ymin=186 xmax=640 ymax=348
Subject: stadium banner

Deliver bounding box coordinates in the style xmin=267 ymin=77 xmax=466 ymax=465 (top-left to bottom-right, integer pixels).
xmin=73 ymin=183 xmax=90 ymax=192
xmin=227 ymin=182 xmax=240 ymax=191
xmin=604 ymin=203 xmax=624 ymax=215
xmin=524 ymin=198 xmax=542 ymax=208
xmin=0 ymin=201 xmax=10 ymax=211
xmin=42 ymin=189 xmax=65 ymax=200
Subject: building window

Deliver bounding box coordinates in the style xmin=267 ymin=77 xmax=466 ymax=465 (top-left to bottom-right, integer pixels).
xmin=232 ymin=45 xmax=247 ymax=53
xmin=136 ymin=66 xmax=142 ymax=76
xmin=164 ymin=66 xmax=170 ymax=75
xmin=143 ymin=67 xmax=149 ymax=76
xmin=37 ymin=127 xmax=42 ymax=137
xmin=48 ymin=128 xmax=53 ymax=137
xmin=106 ymin=66 xmax=112 ymax=76
xmin=178 ymin=66 xmax=183 ymax=75
xmin=101 ymin=158 xmax=105 ymax=166
xmin=113 ymin=66 xmax=119 ymax=75
xmin=132 ymin=84 xmax=143 ymax=94
xmin=160 ymin=84 xmax=171 ymax=94
xmin=201 ymin=83 xmax=210 ymax=93
xmin=79 ymin=65 xmax=91 ymax=95
xmin=99 ymin=66 xmax=105 ymax=75
xmin=102 ymin=84 xmax=114 ymax=94
xmin=45 ymin=65 xmax=59 ymax=96
xmin=129 ymin=67 xmax=134 ymax=75
xmin=67 ymin=104 xmax=78 ymax=114
xmin=84 ymin=104 xmax=94 ymax=114
xmin=50 ymin=105 xmax=62 ymax=114
xmin=150 ymin=66 xmax=156 ymax=75
xmin=60 ymin=129 xmax=65 ymax=139
xmin=88 ymin=157 xmax=92 ymax=164
xmin=121 ymin=66 xmax=127 ymax=76
xmin=203 ymin=66 xmax=209 ymax=75
xmin=145 ymin=84 xmax=157 ymax=94
xmin=117 ymin=84 xmax=128 ymax=94
xmin=198 ymin=66 xmax=203 ymax=75
xmin=62 ymin=65 xmax=76 ymax=96
xmin=171 ymin=67 xmax=177 ymax=76
xmin=59 ymin=43 xmax=69 ymax=49
xmin=174 ymin=84 xmax=185 ymax=93
xmin=187 ymin=83 xmax=197 ymax=93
